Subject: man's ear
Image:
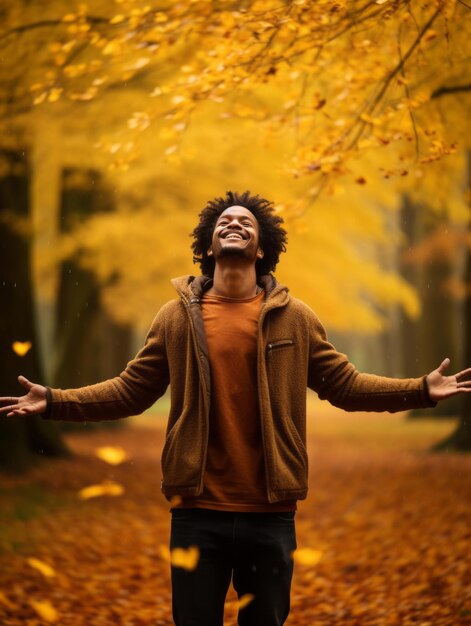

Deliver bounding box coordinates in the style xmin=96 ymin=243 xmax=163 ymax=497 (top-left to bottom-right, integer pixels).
xmin=207 ymin=247 xmax=213 ymax=257
xmin=257 ymin=248 xmax=264 ymax=259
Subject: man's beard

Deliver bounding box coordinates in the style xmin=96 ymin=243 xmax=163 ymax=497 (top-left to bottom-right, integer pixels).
xmin=217 ymin=246 xmax=251 ymax=260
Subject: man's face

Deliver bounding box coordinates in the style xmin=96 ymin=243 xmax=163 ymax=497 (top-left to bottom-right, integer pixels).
xmin=209 ymin=206 xmax=262 ymax=263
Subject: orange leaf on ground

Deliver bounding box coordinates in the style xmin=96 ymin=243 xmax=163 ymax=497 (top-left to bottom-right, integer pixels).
xmin=0 ymin=591 xmax=15 ymax=610
xmin=78 ymin=480 xmax=124 ymax=500
xmin=29 ymin=599 xmax=59 ymax=623
xmin=27 ymin=558 xmax=56 ymax=578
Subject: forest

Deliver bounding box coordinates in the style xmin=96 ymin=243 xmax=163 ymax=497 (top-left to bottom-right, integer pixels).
xmin=0 ymin=0 xmax=470 ymax=624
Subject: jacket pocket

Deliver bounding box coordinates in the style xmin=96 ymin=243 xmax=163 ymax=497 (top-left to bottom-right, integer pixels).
xmin=266 ymin=339 xmax=295 ymax=352
xmin=285 ymin=414 xmax=307 ymax=459
xmin=161 ymin=417 xmax=184 ymax=471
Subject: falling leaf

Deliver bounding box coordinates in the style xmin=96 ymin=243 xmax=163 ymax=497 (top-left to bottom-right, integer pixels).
xmin=95 ymin=446 xmax=128 ymax=465
xmin=27 ymin=558 xmax=57 ymax=578
xmin=78 ymin=480 xmax=124 ymax=500
xmin=238 ymin=593 xmax=255 ymax=609
xmin=12 ymin=341 xmax=32 ymax=356
xmin=29 ymin=599 xmax=59 ymax=623
xmin=159 ymin=545 xmax=200 ymax=570
xmin=292 ymin=547 xmax=323 ymax=566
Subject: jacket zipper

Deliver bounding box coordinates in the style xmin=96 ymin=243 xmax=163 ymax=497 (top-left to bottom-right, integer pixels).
xmin=257 ymin=301 xmax=273 ymax=503
xmin=181 ymin=293 xmax=210 ymax=496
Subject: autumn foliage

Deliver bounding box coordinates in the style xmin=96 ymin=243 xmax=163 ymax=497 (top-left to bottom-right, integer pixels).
xmin=0 ymin=0 xmax=469 ymax=333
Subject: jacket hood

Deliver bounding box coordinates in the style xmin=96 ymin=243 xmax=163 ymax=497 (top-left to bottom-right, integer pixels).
xmin=171 ymin=274 xmax=290 ymax=307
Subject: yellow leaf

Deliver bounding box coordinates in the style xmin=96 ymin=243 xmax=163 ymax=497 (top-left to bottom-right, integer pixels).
xmin=78 ymin=480 xmax=124 ymax=500
xmin=238 ymin=593 xmax=255 ymax=609
xmin=33 ymin=92 xmax=47 ymax=105
xmin=292 ymin=547 xmax=323 ymax=566
xmin=154 ymin=12 xmax=168 ymax=23
xmin=27 ymin=558 xmax=56 ymax=578
xmin=102 ymin=40 xmax=122 ymax=55
xmin=48 ymin=88 xmax=63 ymax=103
xmin=61 ymin=13 xmax=77 ymax=22
xmin=95 ymin=446 xmax=128 ymax=465
xmin=29 ymin=599 xmax=59 ymax=623
xmin=12 ymin=341 xmax=32 ymax=356
xmin=110 ymin=14 xmax=126 ymax=24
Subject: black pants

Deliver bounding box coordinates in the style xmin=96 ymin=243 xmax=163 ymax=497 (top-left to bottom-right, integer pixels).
xmin=170 ymin=508 xmax=297 ymax=626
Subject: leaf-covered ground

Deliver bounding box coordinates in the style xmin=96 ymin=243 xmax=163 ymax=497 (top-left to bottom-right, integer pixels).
xmin=0 ymin=407 xmax=470 ymax=626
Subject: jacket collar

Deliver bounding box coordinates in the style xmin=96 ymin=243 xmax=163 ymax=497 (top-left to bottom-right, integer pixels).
xmin=171 ymin=274 xmax=289 ymax=307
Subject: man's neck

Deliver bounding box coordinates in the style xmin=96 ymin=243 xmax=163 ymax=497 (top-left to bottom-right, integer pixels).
xmin=207 ymin=263 xmax=259 ymax=299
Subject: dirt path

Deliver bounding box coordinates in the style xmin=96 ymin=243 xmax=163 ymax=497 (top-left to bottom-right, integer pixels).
xmin=0 ymin=415 xmax=470 ymax=625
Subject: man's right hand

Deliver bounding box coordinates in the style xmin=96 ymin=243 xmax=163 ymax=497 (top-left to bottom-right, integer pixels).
xmin=0 ymin=376 xmax=47 ymax=417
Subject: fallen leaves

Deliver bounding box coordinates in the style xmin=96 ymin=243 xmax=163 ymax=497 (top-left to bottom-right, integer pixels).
xmin=0 ymin=591 xmax=15 ymax=610
xmin=27 ymin=558 xmax=56 ymax=579
xmin=0 ymin=418 xmax=470 ymax=625
xmin=29 ymin=599 xmax=59 ymax=623
xmin=78 ymin=480 xmax=124 ymax=500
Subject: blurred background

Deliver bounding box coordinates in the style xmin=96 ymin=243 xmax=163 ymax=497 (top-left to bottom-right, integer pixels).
xmin=1 ymin=0 xmax=470 ymax=468
xmin=1 ymin=2 xmax=471 ymax=624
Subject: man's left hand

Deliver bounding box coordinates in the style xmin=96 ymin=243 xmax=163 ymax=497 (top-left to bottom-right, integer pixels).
xmin=426 ymin=358 xmax=471 ymax=402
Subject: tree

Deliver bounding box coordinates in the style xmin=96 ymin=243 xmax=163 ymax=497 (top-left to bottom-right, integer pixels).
xmin=0 ymin=149 xmax=69 ymax=471
xmin=432 ymin=151 xmax=471 ymax=451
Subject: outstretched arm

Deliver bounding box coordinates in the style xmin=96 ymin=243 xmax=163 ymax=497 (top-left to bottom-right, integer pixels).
xmin=426 ymin=358 xmax=471 ymax=401
xmin=307 ymin=312 xmax=470 ymax=412
xmin=0 ymin=305 xmax=171 ymax=422
xmin=0 ymin=376 xmax=47 ymax=417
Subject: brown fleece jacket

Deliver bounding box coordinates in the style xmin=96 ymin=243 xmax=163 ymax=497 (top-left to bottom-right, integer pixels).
xmin=43 ymin=274 xmax=436 ymax=503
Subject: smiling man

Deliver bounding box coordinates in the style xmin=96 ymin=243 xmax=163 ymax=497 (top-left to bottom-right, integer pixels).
xmin=1 ymin=190 xmax=471 ymax=626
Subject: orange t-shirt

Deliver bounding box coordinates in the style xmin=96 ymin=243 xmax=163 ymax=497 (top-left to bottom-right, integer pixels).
xmin=173 ymin=289 xmax=297 ymax=513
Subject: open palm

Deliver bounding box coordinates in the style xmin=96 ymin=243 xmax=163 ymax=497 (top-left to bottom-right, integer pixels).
xmin=0 ymin=376 xmax=47 ymax=417
xmin=426 ymin=358 xmax=471 ymax=402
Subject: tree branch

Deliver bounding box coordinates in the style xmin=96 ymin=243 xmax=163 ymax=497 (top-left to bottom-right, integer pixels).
xmin=431 ymin=83 xmax=471 ymax=99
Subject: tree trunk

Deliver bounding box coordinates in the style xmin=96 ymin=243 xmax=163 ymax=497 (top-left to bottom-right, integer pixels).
xmin=433 ymin=152 xmax=471 ymax=451
xmin=52 ymin=169 xmax=132 ymax=431
xmin=399 ymin=195 xmax=460 ymax=417
xmin=399 ymin=195 xmax=421 ymax=378
xmin=0 ymin=149 xmax=69 ymax=472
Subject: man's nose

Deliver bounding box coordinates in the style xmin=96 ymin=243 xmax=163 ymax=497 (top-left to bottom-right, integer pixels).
xmin=227 ymin=219 xmax=243 ymax=229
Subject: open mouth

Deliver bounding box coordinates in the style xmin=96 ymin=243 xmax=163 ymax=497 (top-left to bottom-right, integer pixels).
xmin=221 ymin=232 xmax=246 ymax=241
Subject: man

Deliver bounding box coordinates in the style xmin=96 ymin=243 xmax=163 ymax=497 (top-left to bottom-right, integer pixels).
xmin=1 ymin=190 xmax=470 ymax=626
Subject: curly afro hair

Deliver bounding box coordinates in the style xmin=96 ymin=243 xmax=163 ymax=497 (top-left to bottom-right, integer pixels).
xmin=191 ymin=191 xmax=288 ymax=278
